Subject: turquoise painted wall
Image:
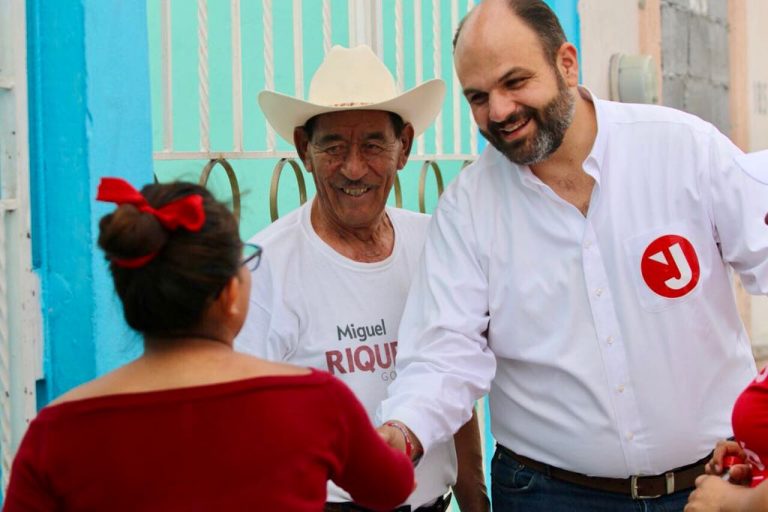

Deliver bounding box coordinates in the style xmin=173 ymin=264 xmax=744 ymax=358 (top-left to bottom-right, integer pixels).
xmin=147 ymin=0 xmax=579 ymax=242
xmin=26 ymin=0 xmax=153 ymax=406
xmin=22 ymin=1 xmax=582 ymax=401
xmin=4 ymin=0 xmax=579 ymax=505
xmin=146 ymin=0 xmax=478 ymax=241
xmin=548 ymin=0 xmax=581 ymax=58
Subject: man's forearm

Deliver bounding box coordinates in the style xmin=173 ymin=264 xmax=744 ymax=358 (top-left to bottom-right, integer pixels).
xmin=452 ymin=406 xmax=490 ymax=512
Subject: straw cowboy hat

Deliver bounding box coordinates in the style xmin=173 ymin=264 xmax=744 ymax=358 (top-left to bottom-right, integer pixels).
xmin=258 ymin=45 xmax=446 ymax=145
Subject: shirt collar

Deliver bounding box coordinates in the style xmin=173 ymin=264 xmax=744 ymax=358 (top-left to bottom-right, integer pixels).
xmin=579 ymin=86 xmax=606 ymax=183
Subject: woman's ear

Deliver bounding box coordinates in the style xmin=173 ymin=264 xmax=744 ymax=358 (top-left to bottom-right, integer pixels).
xmin=217 ymin=275 xmax=243 ymax=317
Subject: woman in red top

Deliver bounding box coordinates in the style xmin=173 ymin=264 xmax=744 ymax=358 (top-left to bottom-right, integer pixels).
xmin=686 ymin=365 xmax=768 ymax=511
xmin=2 ymin=179 xmax=414 ymax=512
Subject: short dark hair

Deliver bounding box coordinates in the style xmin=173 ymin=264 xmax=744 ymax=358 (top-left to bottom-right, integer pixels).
xmin=98 ymin=182 xmax=242 ymax=336
xmin=453 ymin=0 xmax=567 ymax=67
xmin=302 ymin=111 xmax=406 ymax=141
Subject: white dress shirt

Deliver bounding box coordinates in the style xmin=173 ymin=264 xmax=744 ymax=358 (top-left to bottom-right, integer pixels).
xmin=737 ymin=149 xmax=768 ymax=185
xmin=379 ymin=89 xmax=766 ymax=478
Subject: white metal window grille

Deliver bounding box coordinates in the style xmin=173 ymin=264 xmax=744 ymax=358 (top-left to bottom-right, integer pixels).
xmin=151 ymin=0 xmax=479 ymax=220
xmin=0 ymin=0 xmax=43 ymax=494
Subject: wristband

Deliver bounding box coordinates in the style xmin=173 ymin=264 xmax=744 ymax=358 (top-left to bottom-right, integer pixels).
xmin=384 ymin=421 xmax=413 ymax=459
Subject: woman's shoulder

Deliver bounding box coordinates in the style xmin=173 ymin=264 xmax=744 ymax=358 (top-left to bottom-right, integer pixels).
xmin=228 ymin=358 xmax=352 ymax=402
xmin=48 ymin=365 xmax=135 ymax=406
xmin=46 ymin=355 xmax=321 ymax=410
xmin=225 ymin=353 xmax=325 ymax=388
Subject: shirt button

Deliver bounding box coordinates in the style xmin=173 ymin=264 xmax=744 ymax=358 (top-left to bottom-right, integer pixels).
xmin=617 ymin=384 xmax=625 ymax=393
xmin=584 ymin=240 xmax=592 ymax=249
xmin=626 ymin=432 xmax=634 ymax=441
xmin=606 ymin=335 xmax=614 ymax=345
xmin=595 ymin=288 xmax=603 ymax=297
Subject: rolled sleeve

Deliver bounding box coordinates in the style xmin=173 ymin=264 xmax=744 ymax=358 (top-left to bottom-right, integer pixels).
xmin=379 ymin=186 xmax=497 ymax=453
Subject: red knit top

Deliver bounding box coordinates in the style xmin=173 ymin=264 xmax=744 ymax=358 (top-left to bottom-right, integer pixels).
xmin=732 ymin=365 xmax=768 ymax=488
xmin=3 ymin=369 xmax=413 ymax=511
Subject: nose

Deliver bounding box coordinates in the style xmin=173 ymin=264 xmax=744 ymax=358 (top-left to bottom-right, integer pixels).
xmin=340 ymin=144 xmax=368 ymax=181
xmin=488 ymin=91 xmax=515 ymax=124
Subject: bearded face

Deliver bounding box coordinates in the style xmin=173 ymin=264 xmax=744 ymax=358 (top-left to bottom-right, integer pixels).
xmin=480 ymin=72 xmax=575 ymax=166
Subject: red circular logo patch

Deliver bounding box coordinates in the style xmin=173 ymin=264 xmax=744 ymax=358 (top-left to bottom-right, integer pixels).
xmin=640 ymin=235 xmax=700 ymax=299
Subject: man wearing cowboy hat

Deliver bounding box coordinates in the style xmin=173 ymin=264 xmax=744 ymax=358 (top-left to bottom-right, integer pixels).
xmin=235 ymin=45 xmax=489 ymax=512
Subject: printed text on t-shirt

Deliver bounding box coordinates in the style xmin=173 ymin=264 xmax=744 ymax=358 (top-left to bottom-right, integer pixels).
xmin=325 ymin=341 xmax=398 ymax=376
xmin=337 ymin=318 xmax=387 ymax=342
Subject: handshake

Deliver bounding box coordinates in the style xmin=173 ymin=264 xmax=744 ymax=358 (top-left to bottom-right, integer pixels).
xmin=377 ymin=420 xmax=424 ymax=464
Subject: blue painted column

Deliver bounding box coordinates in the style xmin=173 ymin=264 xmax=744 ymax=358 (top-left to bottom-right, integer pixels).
xmin=84 ymin=0 xmax=153 ymax=379
xmin=547 ymin=0 xmax=581 ymax=55
xmin=26 ymin=0 xmax=153 ymax=407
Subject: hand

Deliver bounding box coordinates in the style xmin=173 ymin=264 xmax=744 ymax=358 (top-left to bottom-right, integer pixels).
xmin=378 ymin=424 xmax=405 ymax=452
xmin=706 ymin=440 xmax=751 ymax=484
xmin=377 ymin=421 xmax=424 ymax=463
xmin=685 ymin=474 xmax=750 ymax=512
xmin=375 ymin=424 xmax=419 ymax=496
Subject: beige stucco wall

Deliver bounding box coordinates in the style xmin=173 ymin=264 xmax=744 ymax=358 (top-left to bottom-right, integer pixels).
xmin=638 ymin=0 xmax=663 ymax=103
xmin=729 ymin=0 xmax=752 ymax=344
xmin=577 ymin=0 xmax=640 ymax=99
xmin=730 ymin=0 xmax=748 ymax=150
xmin=746 ymin=0 xmax=768 ymax=151
xmin=744 ymin=0 xmax=768 ymax=352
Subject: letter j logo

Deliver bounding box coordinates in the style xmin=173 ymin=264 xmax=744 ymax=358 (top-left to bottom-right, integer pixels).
xmin=640 ymin=235 xmax=700 ymax=299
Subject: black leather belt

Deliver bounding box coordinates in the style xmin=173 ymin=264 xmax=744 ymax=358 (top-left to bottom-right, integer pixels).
xmin=497 ymin=445 xmax=708 ymax=499
xmin=324 ymin=493 xmax=451 ymax=512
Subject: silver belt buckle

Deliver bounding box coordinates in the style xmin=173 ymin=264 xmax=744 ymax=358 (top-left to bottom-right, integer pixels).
xmin=630 ymin=474 xmax=663 ymax=500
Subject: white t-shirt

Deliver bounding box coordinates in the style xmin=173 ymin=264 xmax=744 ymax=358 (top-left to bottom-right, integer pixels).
xmin=380 ymin=88 xmax=767 ymax=478
xmin=235 ymin=201 xmax=456 ymax=507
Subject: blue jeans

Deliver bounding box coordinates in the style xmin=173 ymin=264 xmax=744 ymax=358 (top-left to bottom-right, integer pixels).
xmin=491 ymin=447 xmax=692 ymax=512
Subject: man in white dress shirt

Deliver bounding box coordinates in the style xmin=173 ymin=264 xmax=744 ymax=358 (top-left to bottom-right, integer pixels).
xmin=377 ymin=1 xmax=768 ymax=511
xmin=236 ymin=46 xmax=489 ymax=512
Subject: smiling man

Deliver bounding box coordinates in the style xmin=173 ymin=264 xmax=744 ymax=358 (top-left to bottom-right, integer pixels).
xmin=235 ymin=46 xmax=489 ymax=512
xmin=376 ymin=1 xmax=768 ymax=511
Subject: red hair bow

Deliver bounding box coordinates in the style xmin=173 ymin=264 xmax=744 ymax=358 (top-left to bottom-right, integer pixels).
xmin=96 ymin=177 xmax=206 ymax=268
xmin=97 ymin=178 xmax=205 ymax=231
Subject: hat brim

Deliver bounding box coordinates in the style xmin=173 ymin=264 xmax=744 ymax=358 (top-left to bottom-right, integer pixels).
xmin=258 ymin=79 xmax=446 ymax=146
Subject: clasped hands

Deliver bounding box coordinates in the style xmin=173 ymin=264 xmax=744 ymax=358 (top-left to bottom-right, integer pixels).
xmin=377 ymin=420 xmax=424 ymax=464
xmin=685 ymin=440 xmax=753 ymax=512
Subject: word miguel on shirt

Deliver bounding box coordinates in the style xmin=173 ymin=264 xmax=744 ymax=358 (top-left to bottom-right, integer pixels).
xmin=325 ymin=319 xmax=398 ymax=380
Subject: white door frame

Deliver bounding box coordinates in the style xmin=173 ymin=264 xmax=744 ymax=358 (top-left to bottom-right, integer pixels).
xmin=0 ymin=0 xmax=43 ymax=493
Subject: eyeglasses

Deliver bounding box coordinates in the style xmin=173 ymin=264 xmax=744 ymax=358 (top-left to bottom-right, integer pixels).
xmin=241 ymin=243 xmax=263 ymax=271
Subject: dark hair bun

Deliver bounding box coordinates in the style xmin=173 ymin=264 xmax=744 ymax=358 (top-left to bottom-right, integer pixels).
xmin=98 ymin=204 xmax=169 ymax=261
xmin=97 ymin=182 xmax=242 ymax=336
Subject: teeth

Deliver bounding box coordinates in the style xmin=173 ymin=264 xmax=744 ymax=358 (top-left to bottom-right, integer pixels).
xmin=501 ymin=118 xmax=528 ymax=133
xmin=342 ymin=187 xmax=369 ymax=197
